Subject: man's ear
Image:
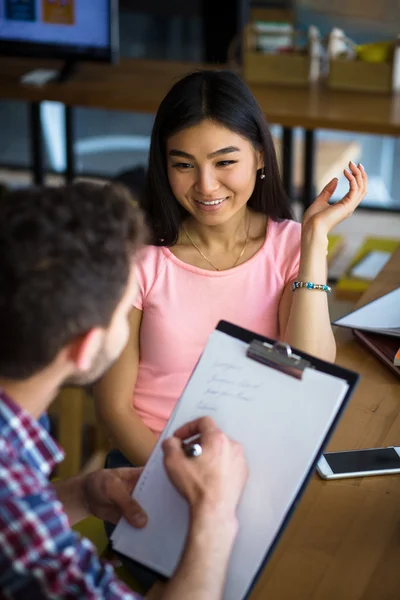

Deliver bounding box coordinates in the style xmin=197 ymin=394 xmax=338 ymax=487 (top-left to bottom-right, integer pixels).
xmin=67 ymin=328 xmax=104 ymax=373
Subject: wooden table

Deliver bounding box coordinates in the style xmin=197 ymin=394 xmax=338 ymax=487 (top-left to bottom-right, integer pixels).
xmin=1 ymin=57 xmax=400 ymax=133
xmin=251 ymin=247 xmax=400 ymax=600
xmin=1 ymin=56 xmax=400 ymax=207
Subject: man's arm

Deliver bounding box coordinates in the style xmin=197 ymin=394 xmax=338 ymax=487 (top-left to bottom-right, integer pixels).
xmin=148 ymin=417 xmax=248 ymax=600
xmin=52 ymin=474 xmax=89 ymax=524
xmin=0 ymin=466 xmax=144 ymax=599
xmin=159 ymin=511 xmax=238 ymax=600
xmin=144 ymin=513 xmax=237 ymax=600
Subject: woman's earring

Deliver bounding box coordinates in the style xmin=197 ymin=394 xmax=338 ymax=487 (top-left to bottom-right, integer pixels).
xmin=260 ymin=167 xmax=265 ymax=180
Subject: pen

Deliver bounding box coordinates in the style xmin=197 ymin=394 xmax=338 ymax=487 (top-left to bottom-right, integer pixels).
xmin=181 ymin=433 xmax=202 ymax=458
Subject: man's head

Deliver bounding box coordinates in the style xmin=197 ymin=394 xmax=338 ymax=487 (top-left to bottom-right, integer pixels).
xmin=0 ymin=182 xmax=146 ymax=385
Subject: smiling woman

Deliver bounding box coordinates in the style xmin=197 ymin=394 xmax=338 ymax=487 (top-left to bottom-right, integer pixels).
xmin=144 ymin=70 xmax=291 ymax=250
xmin=168 ymin=126 xmax=259 ymax=221
xmin=93 ymin=70 xmax=367 ymax=473
xmin=168 ymin=141 xmax=245 ymax=213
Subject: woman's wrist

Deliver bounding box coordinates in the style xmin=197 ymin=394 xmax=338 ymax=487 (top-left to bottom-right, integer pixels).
xmin=298 ymin=227 xmax=329 ymax=282
xmin=301 ymin=222 xmax=329 ymax=250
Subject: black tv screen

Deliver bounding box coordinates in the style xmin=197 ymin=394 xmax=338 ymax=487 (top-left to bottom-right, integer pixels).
xmin=0 ymin=0 xmax=119 ymax=62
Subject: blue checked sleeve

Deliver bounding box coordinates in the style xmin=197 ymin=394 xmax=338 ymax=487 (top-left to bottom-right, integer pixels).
xmin=0 ymin=486 xmax=144 ymax=599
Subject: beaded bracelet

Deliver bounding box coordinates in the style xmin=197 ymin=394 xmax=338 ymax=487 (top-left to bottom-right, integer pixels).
xmin=291 ymin=281 xmax=331 ymax=293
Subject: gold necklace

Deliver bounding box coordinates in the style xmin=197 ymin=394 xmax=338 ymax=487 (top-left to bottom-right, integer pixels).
xmin=183 ymin=214 xmax=251 ymax=271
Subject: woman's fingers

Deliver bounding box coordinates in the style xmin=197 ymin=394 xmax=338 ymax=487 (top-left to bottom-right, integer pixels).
xmin=360 ymin=162 xmax=368 ymax=191
xmin=349 ymin=160 xmax=364 ymax=192
xmin=303 ymin=163 xmax=368 ymax=234
xmin=313 ymin=178 xmax=338 ymax=206
xmin=342 ymin=162 xmax=367 ymax=210
xmin=343 ymin=166 xmax=358 ymax=201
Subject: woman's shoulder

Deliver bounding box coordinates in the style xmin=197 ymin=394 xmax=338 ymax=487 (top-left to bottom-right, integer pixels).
xmin=268 ymin=218 xmax=301 ymax=247
xmin=270 ymin=217 xmax=301 ymax=234
xmin=136 ymin=244 xmax=166 ymax=266
xmin=133 ymin=245 xmax=169 ymax=307
xmin=135 ymin=244 xmax=168 ymax=283
xmin=264 ymin=219 xmax=301 ymax=282
xmin=266 ymin=218 xmax=301 ymax=268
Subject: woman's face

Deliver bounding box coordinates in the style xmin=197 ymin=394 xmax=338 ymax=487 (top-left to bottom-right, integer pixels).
xmin=166 ymin=120 xmax=263 ymax=226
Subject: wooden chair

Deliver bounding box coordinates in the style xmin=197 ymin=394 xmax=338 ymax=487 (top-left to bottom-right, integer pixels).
xmin=49 ymin=387 xmax=111 ymax=479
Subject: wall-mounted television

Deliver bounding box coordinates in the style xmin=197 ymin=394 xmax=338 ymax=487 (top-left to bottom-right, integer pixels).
xmin=0 ymin=1 xmax=119 ymax=63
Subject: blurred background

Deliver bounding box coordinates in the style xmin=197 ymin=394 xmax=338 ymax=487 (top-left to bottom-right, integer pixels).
xmin=1 ymin=0 xmax=399 ymax=211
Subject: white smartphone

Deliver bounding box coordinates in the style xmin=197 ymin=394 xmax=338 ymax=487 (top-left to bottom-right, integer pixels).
xmin=317 ymin=446 xmax=400 ymax=479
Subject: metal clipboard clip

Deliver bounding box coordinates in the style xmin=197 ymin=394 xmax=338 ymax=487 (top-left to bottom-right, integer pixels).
xmin=246 ymin=339 xmax=311 ymax=380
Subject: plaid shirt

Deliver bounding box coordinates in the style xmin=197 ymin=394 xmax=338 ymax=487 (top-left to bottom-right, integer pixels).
xmin=0 ymin=390 xmax=142 ymax=599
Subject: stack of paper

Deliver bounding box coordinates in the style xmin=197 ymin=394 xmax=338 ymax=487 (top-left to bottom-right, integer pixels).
xmin=333 ymin=288 xmax=400 ymax=338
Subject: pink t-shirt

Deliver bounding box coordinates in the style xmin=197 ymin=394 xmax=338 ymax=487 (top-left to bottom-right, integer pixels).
xmin=133 ymin=218 xmax=301 ymax=434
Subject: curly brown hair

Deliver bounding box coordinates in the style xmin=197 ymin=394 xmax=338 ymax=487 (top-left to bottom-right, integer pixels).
xmin=0 ymin=181 xmax=147 ymax=379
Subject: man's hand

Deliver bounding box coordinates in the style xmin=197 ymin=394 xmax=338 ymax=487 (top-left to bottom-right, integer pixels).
xmin=162 ymin=417 xmax=248 ymax=522
xmin=82 ymin=467 xmax=148 ymax=528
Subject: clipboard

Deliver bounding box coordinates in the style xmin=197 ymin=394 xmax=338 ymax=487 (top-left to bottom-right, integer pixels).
xmin=111 ymin=321 xmax=359 ymax=600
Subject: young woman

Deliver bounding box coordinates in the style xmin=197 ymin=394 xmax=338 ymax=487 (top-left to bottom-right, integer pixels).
xmin=94 ymin=70 xmax=367 ymax=467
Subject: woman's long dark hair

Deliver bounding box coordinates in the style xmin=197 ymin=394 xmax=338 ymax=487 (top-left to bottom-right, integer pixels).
xmin=143 ymin=70 xmax=293 ymax=246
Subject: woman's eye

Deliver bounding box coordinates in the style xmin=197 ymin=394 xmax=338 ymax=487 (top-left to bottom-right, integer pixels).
xmin=216 ymin=160 xmax=238 ymax=167
xmin=172 ymin=162 xmax=193 ymax=170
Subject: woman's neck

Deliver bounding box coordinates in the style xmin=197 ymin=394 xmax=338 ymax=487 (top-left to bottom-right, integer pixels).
xmin=182 ymin=206 xmax=250 ymax=252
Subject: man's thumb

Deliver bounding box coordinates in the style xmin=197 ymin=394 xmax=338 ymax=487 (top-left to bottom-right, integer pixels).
xmin=113 ymin=478 xmax=148 ymax=528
